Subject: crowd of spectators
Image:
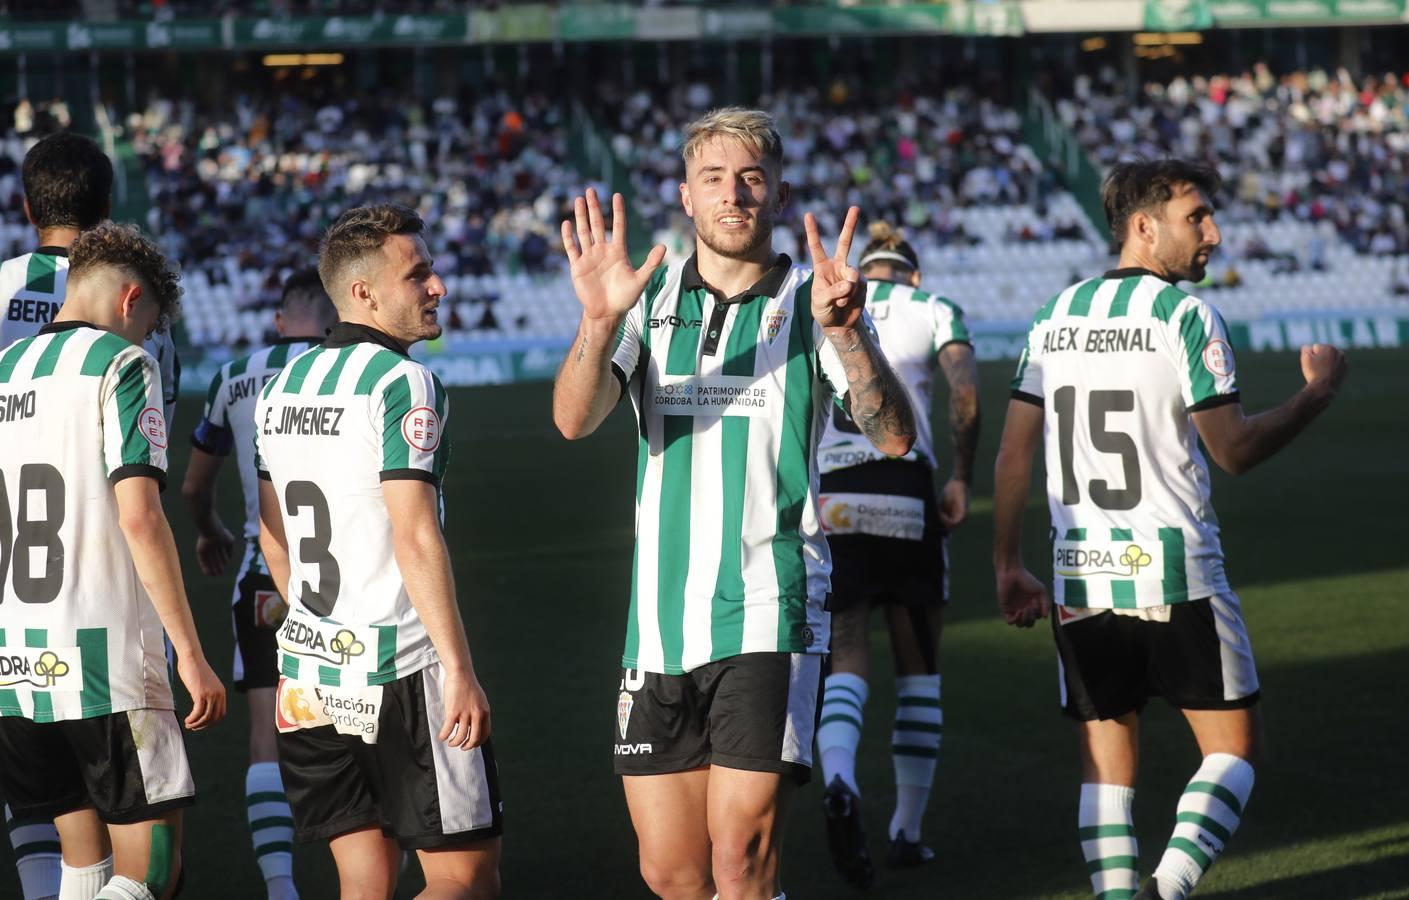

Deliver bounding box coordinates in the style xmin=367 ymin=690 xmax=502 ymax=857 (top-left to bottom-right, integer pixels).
xmin=129 ymin=87 xmax=580 ymax=311
xmin=1058 ymin=62 xmax=1409 ymax=258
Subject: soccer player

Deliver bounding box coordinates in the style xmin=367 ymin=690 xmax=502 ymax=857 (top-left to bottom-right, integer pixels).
xmin=993 ymin=159 xmax=1347 ymax=900
xmin=813 ymin=222 xmax=979 ymax=884
xmin=0 ymin=132 xmax=183 ymax=900
xmin=552 ymin=108 xmax=916 ymax=900
xmin=256 ymin=205 xmax=500 ymax=900
xmin=0 ymin=222 xmax=226 ymax=900
xmin=182 ymin=269 xmax=337 ymax=900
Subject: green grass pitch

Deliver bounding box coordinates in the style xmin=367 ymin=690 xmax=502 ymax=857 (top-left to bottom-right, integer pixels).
xmin=3 ymin=349 xmax=1405 ymax=899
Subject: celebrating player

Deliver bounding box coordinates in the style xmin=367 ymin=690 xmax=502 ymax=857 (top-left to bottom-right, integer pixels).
xmin=813 ymin=222 xmax=979 ymax=885
xmin=0 ymin=222 xmax=225 ymax=900
xmin=993 ymin=159 xmax=1347 ymax=900
xmin=552 ymin=108 xmax=916 ymax=900
xmin=181 ymin=269 xmax=337 ymax=900
xmin=256 ymin=205 xmax=501 ymax=900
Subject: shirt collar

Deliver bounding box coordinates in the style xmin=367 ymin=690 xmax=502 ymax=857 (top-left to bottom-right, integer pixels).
xmin=35 ymin=246 xmax=68 ymax=258
xmin=323 ymin=322 xmax=409 ymax=357
xmin=681 ymin=253 xmax=792 ymax=305
xmin=39 ymin=320 xmax=93 ymax=335
xmin=274 ymin=334 xmax=326 ymax=345
xmin=1103 ymin=266 xmax=1178 ymax=285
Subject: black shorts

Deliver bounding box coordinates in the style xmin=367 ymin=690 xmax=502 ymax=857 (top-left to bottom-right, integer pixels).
xmin=820 ymin=459 xmax=948 ymax=613
xmin=231 ymin=541 xmax=284 ymax=692
xmin=1053 ymin=592 xmax=1261 ymax=721
xmin=0 ymin=709 xmax=195 ymax=823
xmin=276 ymin=662 xmax=503 ymax=849
xmin=612 ymin=652 xmax=822 ymax=784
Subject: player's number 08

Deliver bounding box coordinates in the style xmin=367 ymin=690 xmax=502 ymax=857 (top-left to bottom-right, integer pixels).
xmin=0 ymin=464 xmax=67 ymax=604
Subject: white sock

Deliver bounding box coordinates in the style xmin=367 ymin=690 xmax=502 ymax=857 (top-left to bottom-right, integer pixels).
xmin=246 ymin=762 xmax=298 ymax=897
xmin=1079 ymin=783 xmax=1138 ymax=898
xmin=7 ymin=805 xmax=61 ymax=900
xmin=889 ymin=674 xmax=941 ymax=842
xmin=817 ymin=673 xmax=868 ymax=794
xmin=92 ymin=877 xmax=154 ymax=900
xmin=57 ymin=855 xmax=113 ymax=900
xmin=1153 ymin=753 xmax=1255 ymax=900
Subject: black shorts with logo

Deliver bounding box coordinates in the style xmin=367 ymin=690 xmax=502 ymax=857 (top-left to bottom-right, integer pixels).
xmin=0 ymin=709 xmax=195 ymax=823
xmin=820 ymin=459 xmax=948 ymax=613
xmin=276 ymin=662 xmax=503 ymax=849
xmin=231 ymin=542 xmax=284 ymax=692
xmin=612 ymin=652 xmax=822 ymax=785
xmin=1053 ymin=593 xmax=1261 ymax=721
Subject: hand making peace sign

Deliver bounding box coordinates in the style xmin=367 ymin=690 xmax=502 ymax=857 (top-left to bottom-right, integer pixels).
xmin=805 ymin=206 xmax=866 ymax=330
xmin=561 ymin=187 xmax=667 ymax=321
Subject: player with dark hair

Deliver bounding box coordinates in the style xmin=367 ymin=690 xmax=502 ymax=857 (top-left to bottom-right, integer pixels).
xmin=258 ymin=205 xmax=501 ymax=899
xmin=814 ymin=221 xmax=979 ymax=885
xmin=182 ymin=269 xmax=338 ymax=900
xmin=0 ymin=222 xmax=225 ymax=900
xmin=994 ymin=158 xmax=1346 ymax=899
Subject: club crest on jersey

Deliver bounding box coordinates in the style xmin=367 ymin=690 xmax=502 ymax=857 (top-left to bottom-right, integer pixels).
xmin=138 ymin=406 xmax=168 ymax=448
xmin=765 ymin=310 xmax=788 ymax=344
xmin=617 ymin=690 xmax=634 ymax=740
xmin=254 ymin=590 xmax=289 ymax=629
xmin=401 ymin=406 xmax=441 ymax=452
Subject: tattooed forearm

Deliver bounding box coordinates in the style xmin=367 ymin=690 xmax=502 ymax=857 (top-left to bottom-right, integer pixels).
xmin=829 ymin=327 xmax=916 ymax=455
xmin=574 ymin=334 xmax=589 ymax=365
xmin=939 ymin=344 xmax=981 ymax=483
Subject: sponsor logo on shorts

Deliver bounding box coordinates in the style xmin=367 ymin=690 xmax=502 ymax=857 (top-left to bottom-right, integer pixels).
xmin=139 ymin=406 xmax=168 ymax=448
xmin=401 ymin=406 xmax=441 ymax=452
xmin=818 ymin=492 xmax=924 ymax=541
xmin=0 ymin=647 xmax=83 ymax=691
xmin=1054 ymin=541 xmax=1156 ymax=579
xmin=275 ymin=676 xmax=384 ymax=743
xmin=616 ymin=690 xmax=633 ymax=740
xmin=614 ymin=743 xmax=654 ymax=755
xmin=254 ymin=590 xmax=289 ymax=629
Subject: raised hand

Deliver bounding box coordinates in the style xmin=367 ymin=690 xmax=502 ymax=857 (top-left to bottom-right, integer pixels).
xmin=561 ymin=188 xmax=667 ymax=321
xmin=1299 ymin=342 xmax=1347 ymax=392
xmin=806 ymin=206 xmax=866 ymax=329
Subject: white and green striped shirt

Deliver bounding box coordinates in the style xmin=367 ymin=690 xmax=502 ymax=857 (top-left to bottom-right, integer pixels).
xmin=818 ymin=279 xmax=971 ymax=473
xmin=255 ymin=324 xmax=450 ymax=688
xmin=0 ymin=323 xmax=173 ymax=721
xmin=1010 ymin=270 xmax=1239 ymax=608
xmin=192 ymin=338 xmax=320 ymax=544
xmin=0 ymin=248 xmax=180 ymax=426
xmin=610 ymin=255 xmax=853 ymax=675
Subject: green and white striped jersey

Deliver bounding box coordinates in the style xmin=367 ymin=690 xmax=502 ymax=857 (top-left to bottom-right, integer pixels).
xmin=1010 ymin=270 xmax=1239 ymax=609
xmin=0 ymin=323 xmax=173 ymax=721
xmin=255 ymin=323 xmax=450 ymax=688
xmin=818 ymin=279 xmax=970 ymax=474
xmin=0 ymin=248 xmax=181 ymax=426
xmin=192 ymin=338 xmax=321 ymax=543
xmin=610 ymin=254 xmax=854 ymax=675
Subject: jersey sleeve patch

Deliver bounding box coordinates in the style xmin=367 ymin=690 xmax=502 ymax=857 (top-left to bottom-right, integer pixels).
xmin=102 ymin=351 xmax=169 ymax=478
xmin=379 ymin=365 xmax=448 ymax=484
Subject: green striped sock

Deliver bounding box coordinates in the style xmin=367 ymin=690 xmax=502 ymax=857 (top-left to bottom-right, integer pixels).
xmin=246 ymin=763 xmax=297 ymax=889
xmin=817 ymin=672 xmax=868 ymax=794
xmin=1079 ymin=783 xmax=1138 ymax=899
xmin=890 ymin=674 xmax=941 ymax=842
xmin=1153 ymin=753 xmax=1254 ymax=900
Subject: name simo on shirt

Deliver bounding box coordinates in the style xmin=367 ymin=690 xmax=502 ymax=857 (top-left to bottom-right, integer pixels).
xmin=262 ymin=404 xmax=345 ymax=436
xmin=1042 ymin=326 xmax=1156 ymax=354
xmin=0 ymin=390 xmax=37 ymax=423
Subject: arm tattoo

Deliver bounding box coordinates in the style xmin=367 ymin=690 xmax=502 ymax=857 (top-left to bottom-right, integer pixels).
xmin=830 ymin=328 xmax=916 ymax=451
xmin=939 ymin=345 xmax=981 ymax=483
xmin=574 ymin=334 xmax=589 ymax=365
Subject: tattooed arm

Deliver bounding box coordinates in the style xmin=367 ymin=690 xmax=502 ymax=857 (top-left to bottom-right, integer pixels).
xmin=827 ymin=324 xmax=916 ymax=457
xmin=937 ymin=342 xmax=980 ymax=528
xmin=553 ymin=315 xmax=627 ymax=440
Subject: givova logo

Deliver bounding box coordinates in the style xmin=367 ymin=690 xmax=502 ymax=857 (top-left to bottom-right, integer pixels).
xmin=0 ymin=647 xmax=83 ymax=691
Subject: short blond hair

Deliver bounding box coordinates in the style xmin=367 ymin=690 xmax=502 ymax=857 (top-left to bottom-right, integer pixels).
xmin=682 ymin=107 xmax=783 ymax=166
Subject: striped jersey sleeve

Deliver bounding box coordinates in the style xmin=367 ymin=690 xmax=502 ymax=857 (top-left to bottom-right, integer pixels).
xmin=1167 ymin=295 xmax=1239 ymax=411
xmin=99 ymin=345 xmax=169 ymax=485
xmin=376 ymin=362 xmax=449 ymax=484
xmin=253 ymin=374 xmax=277 ymax=479
xmin=930 ymin=295 xmax=972 ymax=351
xmin=191 ymin=361 xmax=234 ymax=455
xmin=611 ymin=265 xmax=667 ymax=395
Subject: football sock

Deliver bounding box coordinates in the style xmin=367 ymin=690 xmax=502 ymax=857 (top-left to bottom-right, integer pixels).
xmin=889 ymin=674 xmax=941 ymax=841
xmin=1153 ymin=753 xmax=1255 ymax=900
xmin=92 ymin=877 xmax=154 ymax=900
xmin=57 ymin=855 xmax=113 ymax=900
xmin=1079 ymin=783 xmax=1138 ymax=899
xmin=7 ymin=805 xmax=61 ymax=900
xmin=246 ymin=763 xmax=298 ymax=897
xmin=817 ymin=673 xmax=868 ymax=794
